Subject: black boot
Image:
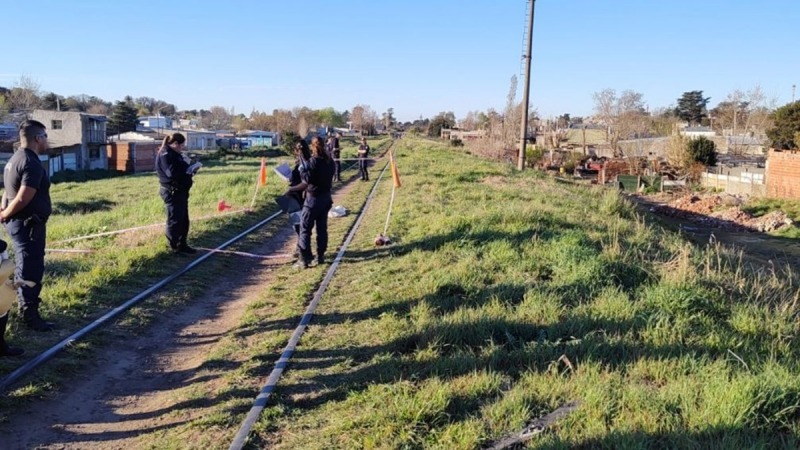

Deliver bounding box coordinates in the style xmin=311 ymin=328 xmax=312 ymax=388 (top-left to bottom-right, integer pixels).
xmin=178 ymin=245 xmax=198 ymax=254
xmin=23 ymin=307 xmax=55 ymax=332
xmin=0 ymin=313 xmax=24 ymax=357
xmin=177 ymin=240 xmax=198 ymax=254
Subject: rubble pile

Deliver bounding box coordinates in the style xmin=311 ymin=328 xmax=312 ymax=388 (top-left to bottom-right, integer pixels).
xmin=653 ymin=194 xmax=794 ymax=232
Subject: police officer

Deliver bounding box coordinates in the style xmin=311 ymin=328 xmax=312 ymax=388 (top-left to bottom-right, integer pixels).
xmin=155 ymin=133 xmax=197 ymax=254
xmin=294 ymin=136 xmax=335 ymax=268
xmin=330 ymin=133 xmax=342 ymax=182
xmin=357 ymin=137 xmax=370 ymax=181
xmin=0 ymin=120 xmax=54 ymax=332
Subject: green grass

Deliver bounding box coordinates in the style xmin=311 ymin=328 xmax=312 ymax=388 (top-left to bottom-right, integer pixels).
xmin=231 ymin=138 xmax=798 ymax=449
xmin=3 ymin=136 xmax=800 ymax=449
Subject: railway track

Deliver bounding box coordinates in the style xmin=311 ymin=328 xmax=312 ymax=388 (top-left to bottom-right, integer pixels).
xmin=0 ymin=142 xmax=394 ymax=396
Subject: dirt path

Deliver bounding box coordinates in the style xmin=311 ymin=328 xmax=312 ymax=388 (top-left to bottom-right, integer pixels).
xmin=1 ymin=176 xmax=366 ymax=450
xmin=634 ymin=195 xmax=800 ymax=268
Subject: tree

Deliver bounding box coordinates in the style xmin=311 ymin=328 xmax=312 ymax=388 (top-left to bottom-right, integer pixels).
xmin=557 ymin=113 xmax=571 ymax=129
xmin=382 ymin=108 xmax=396 ymax=130
xmin=231 ymin=114 xmax=249 ymax=133
xmin=7 ymin=75 xmax=42 ymax=112
xmin=87 ymin=103 xmax=110 ymax=115
xmin=427 ymin=111 xmax=456 ymax=138
xmin=249 ymin=110 xmax=274 ymax=131
xmin=665 ymin=133 xmax=691 ymax=168
xmin=675 ymin=90 xmax=710 ymax=125
xmin=459 ymin=111 xmax=478 ymax=131
xmin=687 ymin=136 xmax=717 ymax=166
xmin=592 ymin=88 xmax=647 ymax=156
xmin=108 ymin=101 xmax=139 ymax=135
xmin=644 ymin=107 xmax=679 ymax=137
xmin=203 ymin=106 xmax=233 ymax=131
xmin=709 ymin=86 xmax=774 ymax=147
xmin=364 ymin=107 xmax=379 ymax=135
xmin=317 ymin=107 xmax=346 ymax=128
xmin=766 ymin=101 xmax=800 ymax=149
xmin=41 ymin=92 xmax=64 ymax=111
xmin=273 ymin=109 xmax=296 ymax=134
xmin=0 ymin=94 xmax=8 ymax=123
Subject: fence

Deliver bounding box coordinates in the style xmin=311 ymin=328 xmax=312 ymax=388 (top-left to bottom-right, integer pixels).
xmin=701 ymin=166 xmax=766 ymax=197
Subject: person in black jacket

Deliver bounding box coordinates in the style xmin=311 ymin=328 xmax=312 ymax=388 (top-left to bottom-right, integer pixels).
xmin=357 ymin=137 xmax=370 ymax=181
xmin=0 ymin=120 xmax=55 ymax=332
xmin=286 ymin=138 xmax=311 ymax=236
xmin=155 ymin=133 xmax=198 ymax=254
xmin=294 ymin=136 xmax=335 ymax=268
xmin=329 ymin=133 xmax=342 ymax=182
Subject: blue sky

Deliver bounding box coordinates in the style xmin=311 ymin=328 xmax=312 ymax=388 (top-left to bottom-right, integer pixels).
xmin=2 ymin=0 xmax=798 ymax=122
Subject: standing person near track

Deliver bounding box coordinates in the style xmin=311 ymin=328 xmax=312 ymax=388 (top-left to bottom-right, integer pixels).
xmin=357 ymin=137 xmax=370 ymax=181
xmin=0 ymin=120 xmax=55 ymax=332
xmin=285 ymin=138 xmax=311 ymax=237
xmin=294 ymin=136 xmax=335 ymax=269
xmin=330 ymin=133 xmax=342 ymax=182
xmin=155 ymin=132 xmax=200 ymax=255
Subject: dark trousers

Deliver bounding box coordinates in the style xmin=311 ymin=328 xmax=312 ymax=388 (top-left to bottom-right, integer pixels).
xmin=160 ymin=187 xmax=190 ymax=249
xmin=297 ymin=195 xmax=332 ymax=262
xmin=333 ymin=160 xmax=342 ymax=181
xmin=5 ymin=218 xmax=46 ymax=313
xmin=359 ymin=159 xmax=369 ymax=180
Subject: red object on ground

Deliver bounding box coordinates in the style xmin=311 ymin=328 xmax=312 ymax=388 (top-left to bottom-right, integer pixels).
xmin=217 ymin=200 xmax=232 ymax=212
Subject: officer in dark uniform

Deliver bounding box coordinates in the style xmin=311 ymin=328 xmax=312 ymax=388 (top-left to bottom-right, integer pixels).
xmin=155 ymin=133 xmax=197 ymax=254
xmin=330 ymin=133 xmax=342 ymax=182
xmin=294 ymin=136 xmax=335 ymax=268
xmin=1 ymin=120 xmax=54 ymax=332
xmin=357 ymin=137 xmax=370 ymax=181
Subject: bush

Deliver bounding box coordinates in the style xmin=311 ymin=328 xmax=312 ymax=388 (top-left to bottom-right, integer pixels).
xmin=767 ymin=101 xmax=800 ymax=149
xmin=525 ymin=145 xmax=545 ymax=167
xmin=450 ymin=138 xmax=464 ymax=147
xmin=281 ymin=131 xmax=298 ymax=154
xmin=687 ymin=136 xmax=717 ymax=166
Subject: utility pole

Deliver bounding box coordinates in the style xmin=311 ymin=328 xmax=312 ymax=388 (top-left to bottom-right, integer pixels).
xmin=582 ymin=124 xmax=587 ymax=155
xmin=793 ymin=84 xmax=796 ymax=103
xmin=518 ymin=0 xmax=535 ymax=171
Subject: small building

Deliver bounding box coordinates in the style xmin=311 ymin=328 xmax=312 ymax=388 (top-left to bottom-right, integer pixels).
xmin=30 ymin=110 xmax=108 ymax=172
xmin=107 ymin=141 xmax=161 ymax=173
xmin=681 ymin=126 xmax=716 ymax=139
xmin=241 ymin=130 xmax=279 ymax=147
xmin=180 ymin=129 xmax=217 ymax=150
xmin=138 ymin=115 xmax=173 ymax=130
xmin=441 ymin=128 xmax=486 ymax=141
xmin=109 ymin=130 xmax=162 ymax=142
xmin=124 ymin=129 xmax=217 ymax=151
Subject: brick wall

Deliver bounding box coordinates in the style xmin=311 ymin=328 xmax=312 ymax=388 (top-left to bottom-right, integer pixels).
xmin=766 ymin=149 xmax=800 ymax=199
xmin=107 ymin=142 xmax=160 ymax=173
